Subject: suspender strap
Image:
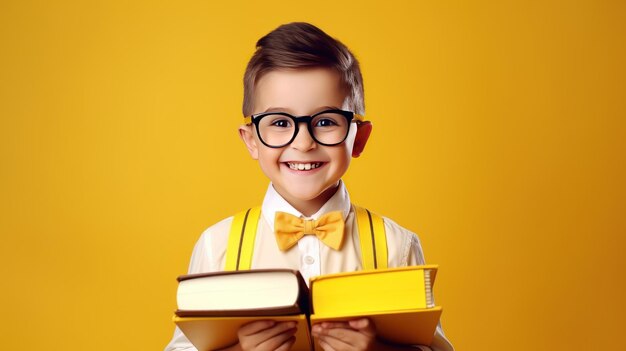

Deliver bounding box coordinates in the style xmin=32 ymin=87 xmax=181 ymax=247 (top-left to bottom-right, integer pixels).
xmin=225 ymin=206 xmax=261 ymax=271
xmin=226 ymin=205 xmax=387 ymax=271
xmin=354 ymin=205 xmax=388 ymax=270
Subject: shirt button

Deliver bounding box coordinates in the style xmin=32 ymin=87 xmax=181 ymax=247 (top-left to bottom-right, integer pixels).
xmin=304 ymin=255 xmax=315 ymax=265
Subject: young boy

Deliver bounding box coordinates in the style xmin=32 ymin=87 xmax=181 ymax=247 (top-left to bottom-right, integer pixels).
xmin=165 ymin=22 xmax=454 ymax=351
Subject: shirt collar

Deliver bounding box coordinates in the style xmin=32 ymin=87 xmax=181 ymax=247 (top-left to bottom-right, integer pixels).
xmin=261 ymin=180 xmax=352 ymax=232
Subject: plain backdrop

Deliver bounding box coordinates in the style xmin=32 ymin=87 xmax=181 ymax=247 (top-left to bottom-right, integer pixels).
xmin=1 ymin=1 xmax=625 ymax=350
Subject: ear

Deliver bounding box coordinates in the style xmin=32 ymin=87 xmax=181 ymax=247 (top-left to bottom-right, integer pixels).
xmin=352 ymin=121 xmax=372 ymax=158
xmin=238 ymin=125 xmax=259 ymax=160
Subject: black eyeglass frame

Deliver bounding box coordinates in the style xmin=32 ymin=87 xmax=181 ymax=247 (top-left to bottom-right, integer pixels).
xmin=244 ymin=109 xmax=364 ymax=148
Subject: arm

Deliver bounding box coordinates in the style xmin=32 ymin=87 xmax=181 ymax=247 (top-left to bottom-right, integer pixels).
xmin=382 ymin=218 xmax=455 ymax=351
xmin=165 ymin=223 xmax=225 ymax=351
xmin=406 ymin=232 xmax=455 ymax=351
xmin=164 ymin=326 xmax=199 ymax=351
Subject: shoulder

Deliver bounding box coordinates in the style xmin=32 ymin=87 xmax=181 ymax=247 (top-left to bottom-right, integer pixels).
xmin=199 ymin=215 xmax=235 ymax=239
xmin=187 ymin=215 xmax=235 ymax=274
xmin=381 ymin=215 xmax=422 ymax=244
xmin=379 ymin=214 xmax=427 ymax=266
xmin=197 ymin=206 xmax=264 ymax=246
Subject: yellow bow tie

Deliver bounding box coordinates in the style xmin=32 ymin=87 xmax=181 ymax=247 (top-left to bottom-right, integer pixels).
xmin=274 ymin=211 xmax=346 ymax=251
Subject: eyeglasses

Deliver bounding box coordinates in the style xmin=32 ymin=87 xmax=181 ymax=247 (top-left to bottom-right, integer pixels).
xmin=243 ymin=109 xmax=364 ymax=148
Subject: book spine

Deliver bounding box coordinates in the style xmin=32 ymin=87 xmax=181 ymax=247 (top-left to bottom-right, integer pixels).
xmin=424 ymin=270 xmax=434 ymax=308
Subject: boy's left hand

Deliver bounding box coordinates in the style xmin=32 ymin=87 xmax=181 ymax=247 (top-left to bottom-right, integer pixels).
xmin=311 ymin=318 xmax=376 ymax=351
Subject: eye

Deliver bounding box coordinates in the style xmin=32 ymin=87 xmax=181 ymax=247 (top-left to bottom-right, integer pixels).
xmin=315 ymin=118 xmax=339 ymax=127
xmin=270 ymin=119 xmax=292 ymax=128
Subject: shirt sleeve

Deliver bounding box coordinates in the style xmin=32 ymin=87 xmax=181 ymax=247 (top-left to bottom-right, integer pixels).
xmin=163 ymin=233 xmax=209 ymax=351
xmin=383 ymin=218 xmax=455 ymax=351
xmin=407 ymin=232 xmax=455 ymax=351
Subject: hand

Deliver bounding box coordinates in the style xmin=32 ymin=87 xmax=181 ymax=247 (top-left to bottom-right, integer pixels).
xmin=311 ymin=318 xmax=376 ymax=351
xmin=235 ymin=320 xmax=298 ymax=351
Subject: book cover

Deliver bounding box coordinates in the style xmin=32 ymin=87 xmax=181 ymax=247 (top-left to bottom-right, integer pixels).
xmin=310 ymin=308 xmax=442 ymax=347
xmin=309 ymin=265 xmax=441 ymax=347
xmin=174 ymin=314 xmax=312 ymax=351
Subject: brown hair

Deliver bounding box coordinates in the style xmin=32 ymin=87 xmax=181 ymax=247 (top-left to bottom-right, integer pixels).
xmin=242 ymin=22 xmax=364 ymax=116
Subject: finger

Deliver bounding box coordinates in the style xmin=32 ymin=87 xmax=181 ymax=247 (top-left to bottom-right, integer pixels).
xmin=317 ymin=337 xmax=338 ymax=351
xmin=239 ymin=320 xmax=276 ymax=336
xmin=322 ymin=327 xmax=376 ymax=351
xmin=317 ymin=334 xmax=353 ymax=351
xmin=239 ymin=321 xmax=296 ymax=349
xmin=321 ymin=327 xmax=362 ymax=341
xmin=319 ymin=321 xmax=352 ymax=329
xmin=257 ymin=327 xmax=297 ymax=350
xmin=348 ymin=318 xmax=376 ymax=336
xmin=312 ymin=322 xmax=349 ymax=337
xmin=311 ymin=322 xmax=348 ymax=335
xmin=253 ymin=321 xmax=297 ymax=342
xmin=311 ymin=323 xmax=323 ymax=336
xmin=274 ymin=335 xmax=297 ymax=351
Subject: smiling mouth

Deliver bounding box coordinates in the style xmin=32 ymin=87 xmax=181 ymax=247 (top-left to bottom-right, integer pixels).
xmin=285 ymin=162 xmax=324 ymax=171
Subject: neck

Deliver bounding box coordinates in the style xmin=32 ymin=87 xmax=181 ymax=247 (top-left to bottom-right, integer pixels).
xmin=276 ymin=182 xmax=340 ymax=217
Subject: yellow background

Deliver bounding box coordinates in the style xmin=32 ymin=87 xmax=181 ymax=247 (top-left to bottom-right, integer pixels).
xmin=1 ymin=1 xmax=624 ymax=350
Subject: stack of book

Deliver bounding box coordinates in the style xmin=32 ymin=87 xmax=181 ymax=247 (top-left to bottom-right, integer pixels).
xmin=173 ymin=265 xmax=442 ymax=351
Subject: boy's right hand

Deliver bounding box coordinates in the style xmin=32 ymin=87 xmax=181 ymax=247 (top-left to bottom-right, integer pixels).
xmin=235 ymin=320 xmax=297 ymax=351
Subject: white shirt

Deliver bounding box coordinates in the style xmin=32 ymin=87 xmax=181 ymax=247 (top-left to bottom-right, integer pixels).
xmin=165 ymin=181 xmax=454 ymax=351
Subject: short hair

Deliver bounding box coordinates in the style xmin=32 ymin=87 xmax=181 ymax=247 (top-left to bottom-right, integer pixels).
xmin=242 ymin=22 xmax=364 ymax=116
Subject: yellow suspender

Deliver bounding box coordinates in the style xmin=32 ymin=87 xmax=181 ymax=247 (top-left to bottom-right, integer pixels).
xmin=354 ymin=205 xmax=388 ymax=270
xmin=224 ymin=206 xmax=261 ymax=271
xmin=225 ymin=205 xmax=387 ymax=270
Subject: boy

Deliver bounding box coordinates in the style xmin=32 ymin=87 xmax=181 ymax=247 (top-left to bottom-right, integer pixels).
xmin=165 ymin=22 xmax=454 ymax=351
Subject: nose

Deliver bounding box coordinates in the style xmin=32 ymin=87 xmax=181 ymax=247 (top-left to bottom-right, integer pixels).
xmin=290 ymin=122 xmax=316 ymax=151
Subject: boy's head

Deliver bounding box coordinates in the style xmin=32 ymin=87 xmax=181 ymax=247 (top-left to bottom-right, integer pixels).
xmin=242 ymin=22 xmax=364 ymax=116
xmin=239 ymin=23 xmax=372 ymax=215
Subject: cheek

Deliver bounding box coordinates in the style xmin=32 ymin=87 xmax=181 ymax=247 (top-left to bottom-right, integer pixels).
xmin=330 ymin=148 xmax=352 ymax=172
xmin=257 ymin=149 xmax=282 ymax=171
xmin=343 ymin=127 xmax=358 ymax=153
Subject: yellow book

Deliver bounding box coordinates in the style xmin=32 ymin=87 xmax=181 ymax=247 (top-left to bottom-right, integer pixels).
xmin=174 ymin=314 xmax=312 ymax=351
xmin=309 ymin=265 xmax=441 ymax=347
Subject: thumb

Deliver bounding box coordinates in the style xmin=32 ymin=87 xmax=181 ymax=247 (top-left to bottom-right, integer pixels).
xmin=348 ymin=318 xmax=374 ymax=332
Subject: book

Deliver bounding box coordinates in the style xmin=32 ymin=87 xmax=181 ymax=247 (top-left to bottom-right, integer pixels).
xmin=174 ymin=269 xmax=312 ymax=351
xmin=176 ymin=269 xmax=310 ymax=316
xmin=309 ymin=265 xmax=441 ymax=348
xmin=173 ymin=266 xmax=441 ymax=350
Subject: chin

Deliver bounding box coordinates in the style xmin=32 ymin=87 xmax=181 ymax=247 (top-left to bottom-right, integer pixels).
xmin=291 ymin=182 xmax=339 ymax=201
xmin=286 ymin=188 xmax=327 ymax=202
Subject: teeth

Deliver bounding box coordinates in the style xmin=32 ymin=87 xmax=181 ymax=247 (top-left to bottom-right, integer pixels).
xmin=287 ymin=162 xmax=322 ymax=170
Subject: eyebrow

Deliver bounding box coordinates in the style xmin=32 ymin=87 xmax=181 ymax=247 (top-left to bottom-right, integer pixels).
xmin=262 ymin=107 xmax=291 ymax=113
xmin=261 ymin=106 xmax=342 ymax=114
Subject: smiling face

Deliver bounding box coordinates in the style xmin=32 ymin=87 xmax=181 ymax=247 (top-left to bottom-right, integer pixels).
xmin=239 ymin=68 xmax=371 ymax=216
